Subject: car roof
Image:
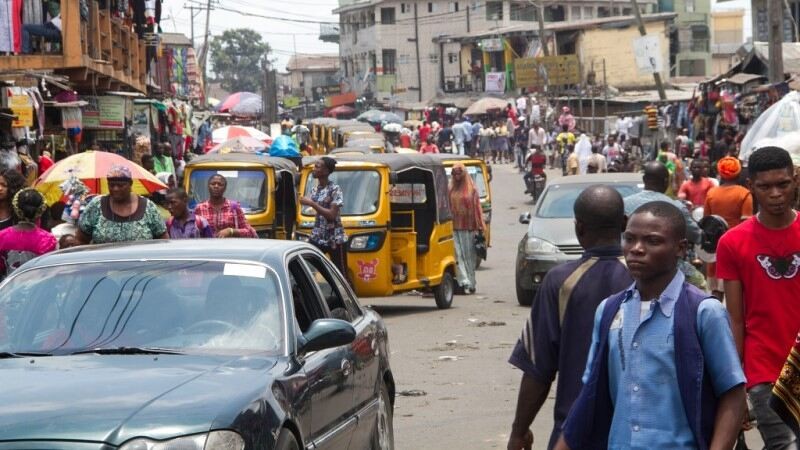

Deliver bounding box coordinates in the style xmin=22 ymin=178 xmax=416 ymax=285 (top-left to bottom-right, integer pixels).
xmin=24 ymin=239 xmax=316 ymax=269
xmin=304 ymin=153 xmax=445 ymax=172
xmin=186 ymin=154 xmax=298 ymax=174
xmin=548 ymin=172 xmax=642 ymax=186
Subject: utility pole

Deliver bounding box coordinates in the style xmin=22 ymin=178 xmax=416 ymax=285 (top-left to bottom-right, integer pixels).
xmin=529 ymin=0 xmax=549 ymax=56
xmin=768 ymin=0 xmax=785 ymax=83
xmin=189 ymin=6 xmax=194 ymax=44
xmin=413 ymin=3 xmax=422 ymax=102
xmin=630 ymin=0 xmax=666 ymax=100
xmin=200 ymin=0 xmax=213 ymax=97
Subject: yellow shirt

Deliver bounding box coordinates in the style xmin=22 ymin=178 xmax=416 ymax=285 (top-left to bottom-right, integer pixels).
xmin=556 ymin=132 xmax=576 ymax=152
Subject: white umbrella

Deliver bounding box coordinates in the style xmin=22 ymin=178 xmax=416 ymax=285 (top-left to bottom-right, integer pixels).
xmin=740 ymin=91 xmax=800 ymax=162
xmin=464 ymin=97 xmax=510 ymax=116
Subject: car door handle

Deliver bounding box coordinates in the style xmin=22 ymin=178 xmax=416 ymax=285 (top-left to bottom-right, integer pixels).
xmin=341 ymin=359 xmax=352 ymax=377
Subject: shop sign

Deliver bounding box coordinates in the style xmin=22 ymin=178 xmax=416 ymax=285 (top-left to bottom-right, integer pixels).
xmin=632 ymin=35 xmax=663 ymax=75
xmin=7 ymin=89 xmax=32 ymax=128
xmin=143 ymin=32 xmax=160 ymax=47
xmin=514 ymin=55 xmax=580 ymax=87
xmin=481 ymin=38 xmax=504 ymax=52
xmin=283 ymin=96 xmax=301 ymax=108
xmin=325 ymin=92 xmax=357 ymax=108
xmin=485 ymin=71 xmax=506 ymax=94
xmin=83 ymin=96 xmax=126 ymax=129
xmin=131 ymin=103 xmax=150 ymax=136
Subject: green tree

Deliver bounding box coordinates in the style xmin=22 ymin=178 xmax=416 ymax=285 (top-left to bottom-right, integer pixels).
xmin=209 ymin=28 xmax=271 ymax=93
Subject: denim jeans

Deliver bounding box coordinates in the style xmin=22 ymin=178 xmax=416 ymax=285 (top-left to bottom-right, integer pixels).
xmin=749 ymin=383 xmax=799 ymax=450
xmin=22 ymin=23 xmax=61 ymax=54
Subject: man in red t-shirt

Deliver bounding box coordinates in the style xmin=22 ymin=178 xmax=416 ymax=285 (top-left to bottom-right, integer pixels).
xmin=678 ymin=158 xmax=715 ymax=208
xmin=716 ymin=146 xmax=800 ymax=449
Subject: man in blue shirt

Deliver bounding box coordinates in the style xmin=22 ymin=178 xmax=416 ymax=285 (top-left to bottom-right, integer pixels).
xmin=508 ymin=185 xmax=633 ymax=450
xmin=556 ymin=201 xmax=745 ymax=450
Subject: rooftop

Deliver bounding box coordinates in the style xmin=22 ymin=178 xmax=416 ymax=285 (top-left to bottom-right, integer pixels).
xmin=434 ymin=12 xmax=677 ymax=42
xmin=286 ymin=54 xmax=340 ymax=72
xmin=159 ymin=33 xmax=193 ymax=47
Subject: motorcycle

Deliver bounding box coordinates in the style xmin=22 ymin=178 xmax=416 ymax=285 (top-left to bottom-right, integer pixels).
xmin=523 ymin=148 xmax=547 ymax=201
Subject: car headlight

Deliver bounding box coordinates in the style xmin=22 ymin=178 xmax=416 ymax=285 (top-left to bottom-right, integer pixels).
xmin=349 ymin=232 xmax=383 ymax=251
xmin=525 ymin=236 xmax=558 ymax=254
xmin=119 ymin=431 xmax=244 ymax=450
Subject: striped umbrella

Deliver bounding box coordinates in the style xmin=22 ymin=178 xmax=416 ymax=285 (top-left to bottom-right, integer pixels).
xmin=216 ymin=92 xmax=261 ymax=113
xmin=34 ymin=151 xmax=167 ymax=206
xmin=207 ymin=136 xmax=269 ymax=154
xmin=211 ymin=125 xmax=272 ymax=144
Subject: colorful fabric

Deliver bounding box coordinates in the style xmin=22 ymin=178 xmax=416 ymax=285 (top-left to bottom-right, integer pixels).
xmin=78 ymin=196 xmax=167 ymax=244
xmin=307 ymin=182 xmax=346 ymax=246
xmin=0 ymin=226 xmax=56 ymax=277
xmin=194 ymin=199 xmax=256 ymax=237
xmin=771 ymin=332 xmax=800 ymax=438
xmin=449 ymin=167 xmax=483 ymax=231
xmin=717 ymin=215 xmax=800 ymax=388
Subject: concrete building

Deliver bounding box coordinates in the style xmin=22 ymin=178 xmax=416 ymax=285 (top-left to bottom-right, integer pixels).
xmin=285 ymin=54 xmax=341 ymax=101
xmin=710 ymin=9 xmax=745 ymax=76
xmin=334 ymin=0 xmax=659 ymax=103
xmin=658 ymin=0 xmax=712 ymax=77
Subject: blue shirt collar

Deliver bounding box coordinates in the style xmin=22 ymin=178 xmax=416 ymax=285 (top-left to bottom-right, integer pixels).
xmin=621 ymin=270 xmax=685 ymax=317
xmin=583 ymin=244 xmax=623 ymax=258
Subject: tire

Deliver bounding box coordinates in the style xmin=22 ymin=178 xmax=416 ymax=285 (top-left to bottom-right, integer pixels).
xmin=372 ymin=382 xmax=395 ymax=450
xmin=516 ymin=278 xmax=534 ymax=306
xmin=434 ymin=270 xmax=454 ymax=309
xmin=275 ymin=428 xmax=300 ymax=450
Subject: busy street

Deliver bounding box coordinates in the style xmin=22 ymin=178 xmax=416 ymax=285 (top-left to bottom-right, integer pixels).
xmin=3 ymin=0 xmax=800 ymax=449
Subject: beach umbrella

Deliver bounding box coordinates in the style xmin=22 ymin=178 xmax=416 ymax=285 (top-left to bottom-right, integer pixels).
xmin=212 ymin=125 xmax=271 ymax=144
xmin=207 ymin=136 xmax=269 ymax=154
xmin=357 ymin=109 xmax=402 ymax=124
xmin=34 ymin=151 xmax=167 ymax=205
xmin=229 ymin=96 xmax=263 ymax=117
xmin=464 ymin=97 xmax=509 ymax=115
xmin=216 ymin=92 xmax=261 ymax=113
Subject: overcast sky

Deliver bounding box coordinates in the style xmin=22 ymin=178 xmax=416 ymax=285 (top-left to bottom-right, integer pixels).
xmin=161 ymin=0 xmax=341 ymax=72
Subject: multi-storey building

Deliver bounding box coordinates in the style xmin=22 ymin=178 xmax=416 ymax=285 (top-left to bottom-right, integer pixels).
xmin=658 ymin=0 xmax=711 ymax=77
xmin=334 ymin=0 xmax=661 ymax=103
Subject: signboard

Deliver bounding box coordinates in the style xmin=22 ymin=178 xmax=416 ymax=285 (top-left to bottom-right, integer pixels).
xmin=82 ymin=96 xmax=126 ymax=129
xmin=7 ymin=89 xmax=32 ymax=128
xmin=633 ymin=35 xmax=663 ymax=75
xmin=325 ymin=91 xmax=357 ymax=108
xmin=143 ymin=32 xmax=160 ymax=47
xmin=481 ymin=38 xmax=504 ymax=52
xmin=283 ymin=96 xmax=300 ymax=108
xmin=514 ymin=55 xmax=580 ymax=88
xmin=485 ymin=71 xmax=506 ymax=94
xmin=389 ymin=183 xmax=427 ymax=204
xmin=131 ymin=103 xmax=150 ymax=136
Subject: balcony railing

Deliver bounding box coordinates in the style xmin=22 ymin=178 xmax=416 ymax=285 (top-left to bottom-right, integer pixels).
xmin=0 ymin=0 xmax=147 ymax=92
xmin=443 ymin=75 xmax=485 ymax=93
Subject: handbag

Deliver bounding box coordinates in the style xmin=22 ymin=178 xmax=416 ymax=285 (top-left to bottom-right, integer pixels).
xmin=474 ymin=232 xmax=487 ymax=261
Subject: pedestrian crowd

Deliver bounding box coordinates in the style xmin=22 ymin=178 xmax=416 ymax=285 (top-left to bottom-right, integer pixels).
xmin=508 ymin=146 xmax=800 ymax=450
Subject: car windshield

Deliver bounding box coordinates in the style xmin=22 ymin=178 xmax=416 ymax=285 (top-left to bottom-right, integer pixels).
xmin=0 ymin=261 xmax=284 ymax=355
xmin=445 ymin=166 xmax=488 ymax=199
xmin=303 ymin=170 xmax=381 ymax=216
xmin=189 ymin=169 xmax=267 ymax=213
xmin=536 ymin=183 xmax=642 ymax=218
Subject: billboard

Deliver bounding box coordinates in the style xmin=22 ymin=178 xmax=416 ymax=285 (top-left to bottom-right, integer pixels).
xmin=514 ymin=55 xmax=580 ymax=88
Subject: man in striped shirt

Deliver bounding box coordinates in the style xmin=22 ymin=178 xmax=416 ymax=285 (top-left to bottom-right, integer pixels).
xmin=508 ymin=185 xmax=633 ymax=450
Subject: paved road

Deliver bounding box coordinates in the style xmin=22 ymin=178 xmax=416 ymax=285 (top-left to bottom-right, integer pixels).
xmin=366 ymin=163 xmax=764 ymax=450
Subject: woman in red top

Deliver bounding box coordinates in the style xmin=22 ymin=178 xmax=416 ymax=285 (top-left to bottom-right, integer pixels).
xmin=448 ymin=163 xmax=484 ymax=294
xmin=419 ymin=136 xmax=440 ymax=154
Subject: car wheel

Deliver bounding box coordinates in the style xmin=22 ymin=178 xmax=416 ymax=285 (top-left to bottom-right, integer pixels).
xmin=434 ymin=270 xmax=454 ymax=309
xmin=372 ymin=382 xmax=395 ymax=450
xmin=275 ymin=428 xmax=300 ymax=450
xmin=516 ymin=275 xmax=534 ymax=306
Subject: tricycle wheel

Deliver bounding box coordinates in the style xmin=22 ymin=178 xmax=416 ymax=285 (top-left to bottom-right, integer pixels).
xmin=434 ymin=270 xmax=454 ymax=309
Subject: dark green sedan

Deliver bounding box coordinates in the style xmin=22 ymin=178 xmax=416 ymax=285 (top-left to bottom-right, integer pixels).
xmin=0 ymin=240 xmax=394 ymax=450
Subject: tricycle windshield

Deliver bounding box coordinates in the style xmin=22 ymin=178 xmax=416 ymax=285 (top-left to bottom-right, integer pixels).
xmin=445 ymin=165 xmax=488 ymax=199
xmin=189 ymin=169 xmax=268 ymax=213
xmin=303 ymin=170 xmax=381 ymax=216
xmin=0 ymin=261 xmax=284 ymax=355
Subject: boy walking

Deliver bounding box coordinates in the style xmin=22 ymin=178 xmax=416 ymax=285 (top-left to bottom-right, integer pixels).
xmin=556 ymin=201 xmax=745 ymax=450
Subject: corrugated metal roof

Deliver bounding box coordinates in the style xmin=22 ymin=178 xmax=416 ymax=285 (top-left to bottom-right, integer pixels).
xmin=159 ymin=33 xmax=192 ymax=47
xmin=286 ymin=54 xmax=340 ymax=72
xmin=753 ymin=42 xmax=800 ymax=74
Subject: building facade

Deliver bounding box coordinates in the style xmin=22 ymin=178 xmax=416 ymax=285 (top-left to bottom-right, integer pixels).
xmin=335 ymin=0 xmax=659 ymax=103
xmin=658 ymin=0 xmax=711 ymax=77
xmin=710 ymin=9 xmax=745 ymax=76
xmin=285 ymin=54 xmax=341 ymax=102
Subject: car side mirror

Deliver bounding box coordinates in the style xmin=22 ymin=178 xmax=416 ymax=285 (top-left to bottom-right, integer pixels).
xmin=519 ymin=212 xmax=531 ymax=224
xmin=298 ymin=319 xmax=356 ymax=354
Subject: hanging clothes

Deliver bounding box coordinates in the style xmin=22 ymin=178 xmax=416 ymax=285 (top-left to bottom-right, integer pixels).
xmin=11 ymin=0 xmax=20 ymax=53
xmin=22 ymin=0 xmax=42 ymax=25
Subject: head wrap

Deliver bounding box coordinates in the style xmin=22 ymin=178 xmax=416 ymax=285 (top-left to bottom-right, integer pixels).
xmin=717 ymin=156 xmax=741 ymax=180
xmin=107 ymin=164 xmax=132 ymax=180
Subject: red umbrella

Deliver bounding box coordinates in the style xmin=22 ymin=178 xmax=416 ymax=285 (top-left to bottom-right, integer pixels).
xmin=216 ymin=92 xmax=261 ymax=113
xmin=327 ymin=105 xmax=356 ymax=117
